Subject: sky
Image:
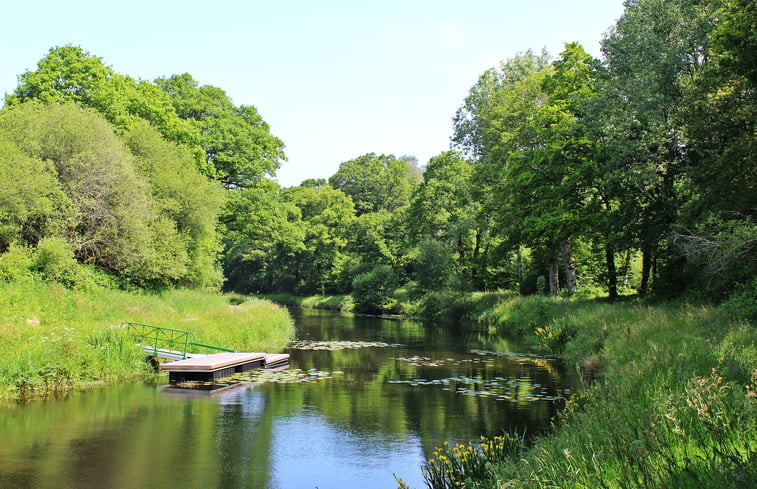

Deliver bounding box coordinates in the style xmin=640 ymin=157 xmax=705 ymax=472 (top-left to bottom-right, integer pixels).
xmin=1 ymin=1 xmax=626 ymax=188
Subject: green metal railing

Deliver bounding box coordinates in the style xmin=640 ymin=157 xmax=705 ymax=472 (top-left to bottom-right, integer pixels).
xmin=124 ymin=322 xmax=234 ymax=359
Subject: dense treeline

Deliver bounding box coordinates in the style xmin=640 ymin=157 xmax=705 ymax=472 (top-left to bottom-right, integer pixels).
xmin=226 ymin=0 xmax=755 ymax=318
xmin=0 ymin=0 xmax=754 ymax=320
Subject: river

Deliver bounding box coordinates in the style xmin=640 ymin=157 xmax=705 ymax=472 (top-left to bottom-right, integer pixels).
xmin=0 ymin=307 xmax=569 ymax=489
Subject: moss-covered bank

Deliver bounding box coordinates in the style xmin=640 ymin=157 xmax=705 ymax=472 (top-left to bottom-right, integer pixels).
xmin=0 ymin=279 xmax=294 ymax=403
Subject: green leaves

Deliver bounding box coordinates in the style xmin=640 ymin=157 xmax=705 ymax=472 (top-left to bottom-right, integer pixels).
xmin=0 ymin=103 xmax=223 ymax=289
xmin=329 ymin=153 xmax=417 ymax=215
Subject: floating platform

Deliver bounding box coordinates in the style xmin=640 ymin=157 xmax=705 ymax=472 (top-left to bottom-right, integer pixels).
xmin=161 ymin=352 xmax=289 ymax=384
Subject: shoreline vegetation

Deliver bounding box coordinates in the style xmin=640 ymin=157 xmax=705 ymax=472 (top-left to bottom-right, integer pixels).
xmin=0 ymin=278 xmax=294 ymax=404
xmin=262 ymin=291 xmax=756 ymax=488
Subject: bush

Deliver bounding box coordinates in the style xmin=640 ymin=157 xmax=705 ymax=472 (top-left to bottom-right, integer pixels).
xmin=351 ymin=265 xmax=399 ymax=314
xmin=719 ymin=278 xmax=757 ymax=325
xmin=0 ymin=243 xmax=35 ymax=282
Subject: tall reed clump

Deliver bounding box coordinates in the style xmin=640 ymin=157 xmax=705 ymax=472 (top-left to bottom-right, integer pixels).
xmin=0 ymin=279 xmax=294 ymax=403
xmin=415 ymin=295 xmax=756 ymax=488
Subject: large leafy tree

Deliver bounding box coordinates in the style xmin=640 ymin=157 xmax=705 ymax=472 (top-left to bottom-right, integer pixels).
xmin=500 ymin=44 xmax=619 ymax=296
xmin=681 ymin=0 xmax=756 ymax=217
xmin=221 ymin=180 xmax=305 ymax=293
xmin=0 ymin=103 xmax=223 ymax=288
xmin=6 ymin=46 xmax=209 ymax=175
xmin=124 ymin=121 xmax=225 ymax=288
xmin=407 ymin=151 xmax=488 ymax=288
xmin=452 ymin=49 xmax=551 ymax=160
xmin=599 ymin=0 xmax=720 ymax=294
xmin=273 ymin=184 xmax=356 ymax=294
xmin=328 ymin=153 xmax=417 ymax=215
xmin=156 ymin=74 xmax=287 ymax=188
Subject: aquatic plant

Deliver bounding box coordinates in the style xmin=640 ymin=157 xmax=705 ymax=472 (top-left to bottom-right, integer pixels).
xmin=422 ymin=435 xmax=523 ymax=488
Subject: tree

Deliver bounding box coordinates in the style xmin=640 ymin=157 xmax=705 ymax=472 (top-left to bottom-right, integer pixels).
xmin=599 ymin=0 xmax=720 ymax=294
xmin=407 ymin=151 xmax=486 ymax=288
xmin=275 ymin=184 xmax=356 ymax=294
xmin=329 ymin=153 xmax=417 ymax=215
xmin=681 ymin=0 xmax=756 ymax=218
xmin=0 ymin=102 xmax=222 ymax=288
xmin=452 ymin=49 xmax=551 ymax=159
xmin=7 ymin=46 xmax=208 ymax=175
xmin=124 ymin=121 xmax=225 ymax=288
xmin=466 ymin=59 xmax=553 ymax=291
xmin=156 ymin=73 xmax=286 ymax=187
xmin=221 ymin=180 xmax=304 ymax=293
xmin=0 ymin=136 xmax=73 ymax=251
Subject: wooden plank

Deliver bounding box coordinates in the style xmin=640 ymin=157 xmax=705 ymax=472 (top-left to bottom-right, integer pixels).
xmin=264 ymin=353 xmax=290 ymax=368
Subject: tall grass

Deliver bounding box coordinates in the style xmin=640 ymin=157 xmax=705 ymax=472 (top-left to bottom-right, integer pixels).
xmin=260 ymin=292 xmax=355 ymax=311
xmin=416 ymin=295 xmax=756 ymax=488
xmin=0 ymin=279 xmax=294 ymax=403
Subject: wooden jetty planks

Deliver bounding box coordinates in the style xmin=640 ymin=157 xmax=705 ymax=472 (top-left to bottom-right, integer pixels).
xmin=160 ymin=352 xmax=265 ymax=372
xmin=160 ymin=351 xmax=290 ymax=384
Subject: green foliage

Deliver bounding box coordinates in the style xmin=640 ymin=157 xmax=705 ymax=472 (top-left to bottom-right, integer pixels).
xmin=32 ymin=237 xmax=80 ymax=286
xmin=0 ymin=243 xmax=35 ymax=282
xmin=7 ymin=46 xmax=209 ymax=175
xmin=124 ymin=121 xmax=224 ymax=288
xmin=155 ymin=73 xmax=287 ymax=187
xmin=718 ymin=278 xmax=757 ymax=325
xmin=414 ymin=238 xmax=457 ymax=292
xmin=0 ymin=135 xmax=73 ymax=250
xmin=0 ymin=102 xmax=223 ymax=289
xmin=351 ymin=265 xmax=399 ymax=314
xmin=329 ymin=153 xmax=417 ymax=215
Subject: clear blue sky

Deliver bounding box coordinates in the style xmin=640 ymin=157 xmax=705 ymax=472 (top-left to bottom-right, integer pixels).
xmin=1 ymin=1 xmax=625 ymax=188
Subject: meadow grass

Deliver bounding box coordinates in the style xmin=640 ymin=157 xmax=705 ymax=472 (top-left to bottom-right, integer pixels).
xmin=420 ymin=295 xmax=756 ymax=489
xmin=0 ymin=278 xmax=294 ymax=403
xmin=259 ymin=292 xmax=355 ymax=311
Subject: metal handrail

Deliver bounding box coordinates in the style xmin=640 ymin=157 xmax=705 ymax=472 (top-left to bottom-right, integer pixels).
xmin=124 ymin=322 xmax=236 ymax=359
xmin=188 ymin=341 xmax=235 ymax=353
xmin=124 ymin=322 xmax=197 ymax=359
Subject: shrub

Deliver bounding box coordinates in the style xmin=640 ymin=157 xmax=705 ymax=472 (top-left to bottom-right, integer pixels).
xmin=0 ymin=243 xmax=35 ymax=282
xmin=351 ymin=265 xmax=398 ymax=314
xmin=719 ymin=278 xmax=757 ymax=325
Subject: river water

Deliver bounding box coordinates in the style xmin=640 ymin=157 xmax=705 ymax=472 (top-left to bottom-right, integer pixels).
xmin=0 ymin=308 xmax=569 ymax=489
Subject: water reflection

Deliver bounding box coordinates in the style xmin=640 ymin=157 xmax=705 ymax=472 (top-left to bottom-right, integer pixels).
xmin=0 ymin=308 xmax=569 ymax=489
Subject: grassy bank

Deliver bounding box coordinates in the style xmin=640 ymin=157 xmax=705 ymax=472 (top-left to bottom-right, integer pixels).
xmin=417 ymin=295 xmax=756 ymax=488
xmin=0 ymin=278 xmax=294 ymax=403
xmin=260 ymin=292 xmax=355 ymax=311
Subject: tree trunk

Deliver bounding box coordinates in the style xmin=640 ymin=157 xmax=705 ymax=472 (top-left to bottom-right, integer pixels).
xmin=516 ymin=246 xmax=523 ymax=290
xmin=622 ymin=249 xmax=632 ymax=288
xmin=605 ymin=245 xmax=618 ymax=299
xmin=548 ymin=257 xmax=560 ymax=295
xmin=639 ymin=248 xmax=652 ymax=295
xmin=561 ymin=237 xmax=577 ymax=294
xmin=471 ymin=229 xmax=481 ymax=288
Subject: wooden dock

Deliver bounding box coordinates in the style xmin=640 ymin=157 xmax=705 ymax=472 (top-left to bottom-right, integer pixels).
xmin=161 ymin=352 xmax=289 ymax=384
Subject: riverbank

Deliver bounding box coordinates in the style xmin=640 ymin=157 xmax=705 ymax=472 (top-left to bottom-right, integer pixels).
xmin=262 ymin=291 xmax=755 ymax=487
xmin=0 ymin=279 xmax=294 ymax=403
xmin=419 ymin=295 xmax=756 ymax=488
xmin=259 ymin=292 xmax=355 ymax=311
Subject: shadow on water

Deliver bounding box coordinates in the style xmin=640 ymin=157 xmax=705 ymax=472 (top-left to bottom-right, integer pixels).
xmin=0 ymin=307 xmax=570 ymax=489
